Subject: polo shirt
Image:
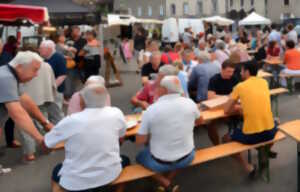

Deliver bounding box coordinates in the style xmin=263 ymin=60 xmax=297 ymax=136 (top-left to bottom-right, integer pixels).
xmin=188 ymin=62 xmax=221 ymax=102
xmin=284 ymin=49 xmax=300 ymax=70
xmin=141 ymin=62 xmax=163 ymax=80
xmin=45 ymin=107 xmax=127 ymax=191
xmin=136 ymin=81 xmax=157 ymax=105
xmin=208 ymin=73 xmax=239 ymax=95
xmin=0 ymin=65 xmax=21 ymax=128
xmin=138 ymin=94 xmax=200 ymax=161
xmin=46 ymin=52 xmax=67 ymax=93
xmin=287 ymin=30 xmax=298 ymax=44
xmin=231 ymin=77 xmax=274 ymax=134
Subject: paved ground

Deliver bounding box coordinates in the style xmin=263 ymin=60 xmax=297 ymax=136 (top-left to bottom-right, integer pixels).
xmin=1 ymin=58 xmax=300 ymax=192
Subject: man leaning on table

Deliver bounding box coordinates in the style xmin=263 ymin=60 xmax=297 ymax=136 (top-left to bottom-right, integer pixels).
xmin=223 ymin=61 xmax=278 ymax=178
xmin=136 ymin=76 xmax=203 ymax=192
xmin=44 ymin=84 xmax=129 ymax=192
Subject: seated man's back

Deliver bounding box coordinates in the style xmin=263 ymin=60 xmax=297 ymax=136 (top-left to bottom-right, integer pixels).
xmin=232 ymin=77 xmax=274 ymax=134
xmin=45 ymin=106 xmax=126 ymax=191
xmin=140 ymin=94 xmax=200 ymax=161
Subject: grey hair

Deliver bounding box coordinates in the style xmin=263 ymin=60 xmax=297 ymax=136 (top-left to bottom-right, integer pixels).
xmin=159 ymin=65 xmax=179 ymax=76
xmin=216 ymin=40 xmax=226 ymax=50
xmin=9 ymin=51 xmax=43 ymax=68
xmin=40 ymin=40 xmax=56 ymax=52
xmin=160 ymin=76 xmax=183 ymax=94
xmin=197 ymin=51 xmax=211 ymax=63
xmin=85 ymin=75 xmax=106 ymax=86
xmin=80 ymin=84 xmax=107 ymax=108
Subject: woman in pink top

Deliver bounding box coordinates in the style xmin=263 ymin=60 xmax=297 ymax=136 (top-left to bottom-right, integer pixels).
xmin=67 ymin=76 xmax=111 ymax=115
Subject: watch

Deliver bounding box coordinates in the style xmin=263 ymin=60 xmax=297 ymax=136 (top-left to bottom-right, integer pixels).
xmin=42 ymin=119 xmax=50 ymax=127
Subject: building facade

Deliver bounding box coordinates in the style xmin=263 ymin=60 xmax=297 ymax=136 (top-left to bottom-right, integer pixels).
xmin=113 ymin=0 xmax=227 ymax=19
xmin=266 ymin=0 xmax=300 ymax=23
xmin=225 ymin=0 xmax=300 ymax=23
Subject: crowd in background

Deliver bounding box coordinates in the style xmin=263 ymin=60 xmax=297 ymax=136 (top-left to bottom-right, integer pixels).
xmin=1 ymin=21 xmax=300 ymax=192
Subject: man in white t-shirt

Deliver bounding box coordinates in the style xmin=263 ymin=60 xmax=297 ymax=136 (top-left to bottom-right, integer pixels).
xmin=136 ymin=76 xmax=203 ymax=192
xmin=44 ymin=84 xmax=129 ymax=192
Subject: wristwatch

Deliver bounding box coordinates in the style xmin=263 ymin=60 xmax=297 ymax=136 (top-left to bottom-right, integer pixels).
xmin=42 ymin=119 xmax=50 ymax=127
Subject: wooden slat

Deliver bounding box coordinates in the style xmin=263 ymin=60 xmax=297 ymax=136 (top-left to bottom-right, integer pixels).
xmin=270 ymin=88 xmax=288 ymax=96
xmin=201 ymin=96 xmax=229 ymax=109
xmin=278 ymin=120 xmax=300 ymax=142
xmin=257 ymin=70 xmax=273 ymax=78
xmin=113 ymin=131 xmax=286 ymax=184
xmin=264 ymin=58 xmax=283 ymax=65
xmin=279 ymin=73 xmax=300 ymax=78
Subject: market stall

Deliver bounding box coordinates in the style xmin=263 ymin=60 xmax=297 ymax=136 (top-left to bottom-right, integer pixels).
xmin=239 ymin=12 xmax=271 ymax=26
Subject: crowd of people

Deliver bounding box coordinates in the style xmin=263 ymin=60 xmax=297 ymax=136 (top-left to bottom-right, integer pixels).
xmin=0 ymin=22 xmax=300 ymax=192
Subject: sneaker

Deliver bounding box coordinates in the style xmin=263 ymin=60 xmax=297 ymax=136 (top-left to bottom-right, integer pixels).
xmin=248 ymin=164 xmax=257 ymax=180
xmin=166 ymin=184 xmax=180 ymax=192
xmin=268 ymin=150 xmax=278 ymax=159
xmin=7 ymin=140 xmax=22 ymax=148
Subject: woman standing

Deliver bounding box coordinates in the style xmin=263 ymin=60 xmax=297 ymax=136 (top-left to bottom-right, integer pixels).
xmin=79 ymin=31 xmax=101 ymax=82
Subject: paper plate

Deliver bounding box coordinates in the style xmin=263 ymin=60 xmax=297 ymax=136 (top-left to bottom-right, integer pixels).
xmin=126 ymin=120 xmax=138 ymax=129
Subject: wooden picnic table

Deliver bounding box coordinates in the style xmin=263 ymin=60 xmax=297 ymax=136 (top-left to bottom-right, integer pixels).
xmin=263 ymin=58 xmax=283 ymax=65
xmin=278 ymin=120 xmax=300 ymax=192
xmin=125 ymin=88 xmax=288 ymax=137
xmin=247 ymin=50 xmax=257 ymax=56
xmin=258 ymin=70 xmax=273 ymax=78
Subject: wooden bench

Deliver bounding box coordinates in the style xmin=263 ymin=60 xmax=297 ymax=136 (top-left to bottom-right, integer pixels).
xmin=279 ymin=73 xmax=300 ymax=93
xmin=113 ymin=130 xmax=286 ymax=185
xmin=270 ymin=88 xmax=289 ymax=117
xmin=278 ymin=120 xmax=300 ymax=192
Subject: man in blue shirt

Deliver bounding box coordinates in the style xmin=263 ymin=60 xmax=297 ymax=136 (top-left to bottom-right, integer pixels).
xmin=188 ymin=51 xmax=220 ymax=102
xmin=39 ymin=40 xmax=66 ymax=121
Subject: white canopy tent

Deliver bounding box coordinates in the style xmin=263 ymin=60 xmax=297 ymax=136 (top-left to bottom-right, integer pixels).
xmin=107 ymin=14 xmax=163 ymax=26
xmin=178 ymin=18 xmax=204 ymax=34
xmin=239 ymin=12 xmax=271 ymax=26
xmin=203 ymin=16 xmax=234 ymax=26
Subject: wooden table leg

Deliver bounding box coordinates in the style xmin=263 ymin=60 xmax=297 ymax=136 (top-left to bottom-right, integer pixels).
xmin=297 ymin=143 xmax=300 ymax=192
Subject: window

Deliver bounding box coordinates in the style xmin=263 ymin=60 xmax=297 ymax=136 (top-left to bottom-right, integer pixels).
xmin=284 ymin=0 xmax=290 ymax=6
xmin=148 ymin=6 xmax=152 ymax=16
xmin=264 ymin=0 xmax=268 ymax=16
xmin=212 ymin=0 xmax=218 ymax=13
xmin=170 ymin=4 xmax=176 ymax=15
xmin=240 ymin=0 xmax=244 ymax=7
xmin=251 ymin=0 xmax=255 ymax=6
xmin=197 ymin=1 xmax=203 ymax=15
xmin=137 ymin=6 xmax=142 ymax=17
xmin=230 ymin=0 xmax=233 ymax=7
xmin=183 ymin=2 xmax=189 ymax=15
xmin=160 ymin=5 xmax=164 ymax=16
xmin=127 ymin=8 xmax=132 ymax=15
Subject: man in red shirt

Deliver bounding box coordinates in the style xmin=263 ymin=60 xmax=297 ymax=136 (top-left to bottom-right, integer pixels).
xmin=131 ymin=65 xmax=179 ymax=110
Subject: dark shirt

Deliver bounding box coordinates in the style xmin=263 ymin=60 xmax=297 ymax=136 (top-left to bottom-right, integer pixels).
xmin=46 ymin=52 xmax=67 ymax=93
xmin=0 ymin=52 xmax=13 ymax=66
xmin=134 ymin=35 xmax=146 ymax=51
xmin=74 ymin=37 xmax=87 ymax=62
xmin=208 ymin=73 xmax=239 ymax=95
xmin=141 ymin=63 xmax=163 ymax=80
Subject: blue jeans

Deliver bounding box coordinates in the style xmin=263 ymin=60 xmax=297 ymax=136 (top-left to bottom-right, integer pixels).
xmin=136 ymin=147 xmax=195 ymax=173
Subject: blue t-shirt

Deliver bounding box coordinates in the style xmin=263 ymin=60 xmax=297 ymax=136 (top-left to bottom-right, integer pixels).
xmin=46 ymin=52 xmax=67 ymax=93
